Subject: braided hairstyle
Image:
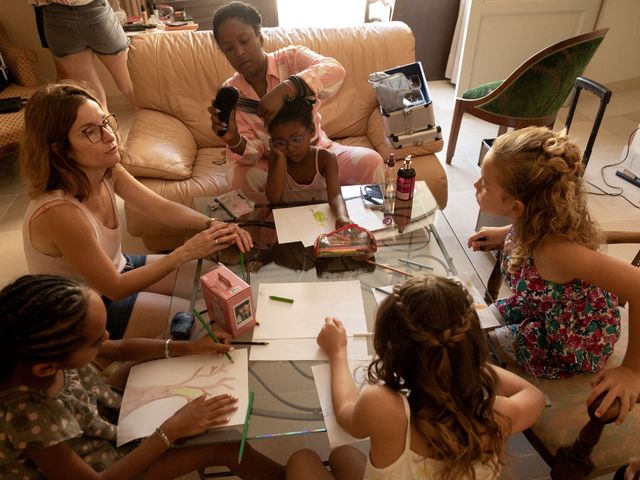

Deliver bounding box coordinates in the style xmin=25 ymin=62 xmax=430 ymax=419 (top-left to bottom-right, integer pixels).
xmin=0 ymin=275 xmax=90 ymax=383
xmin=212 ymin=1 xmax=262 ymax=44
xmin=268 ymin=96 xmax=316 ymax=132
xmin=369 ymin=275 xmax=504 ymax=480
xmin=491 ymin=126 xmax=601 ymax=272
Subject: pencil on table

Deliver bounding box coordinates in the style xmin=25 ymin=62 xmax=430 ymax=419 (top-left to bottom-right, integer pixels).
xmin=366 ymin=259 xmax=414 ymax=277
xmin=238 ymin=391 xmax=254 ymax=463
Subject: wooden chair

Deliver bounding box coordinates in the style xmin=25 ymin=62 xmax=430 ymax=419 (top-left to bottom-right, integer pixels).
xmin=483 ymin=231 xmax=640 ymax=479
xmin=446 ymin=28 xmax=608 ymax=164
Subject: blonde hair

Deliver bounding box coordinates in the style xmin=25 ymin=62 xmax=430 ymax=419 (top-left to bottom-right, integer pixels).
xmin=369 ymin=275 xmax=505 ymax=479
xmin=491 ymin=126 xmax=601 ymax=271
xmin=20 ymin=83 xmax=114 ymax=201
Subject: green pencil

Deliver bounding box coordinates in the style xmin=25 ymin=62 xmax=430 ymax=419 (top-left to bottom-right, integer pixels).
xmin=269 ymin=295 xmax=294 ymax=304
xmin=238 ymin=391 xmax=254 ymax=463
xmin=239 ymin=252 xmax=246 ymax=282
xmin=192 ymin=309 xmax=234 ymax=364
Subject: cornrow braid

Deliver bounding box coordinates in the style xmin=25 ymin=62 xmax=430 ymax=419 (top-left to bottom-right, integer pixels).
xmin=0 ymin=275 xmax=89 ymax=382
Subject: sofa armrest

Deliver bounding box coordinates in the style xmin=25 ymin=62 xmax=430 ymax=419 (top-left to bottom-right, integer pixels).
xmin=366 ymin=108 xmax=444 ymax=159
xmin=122 ymin=110 xmax=198 ymax=180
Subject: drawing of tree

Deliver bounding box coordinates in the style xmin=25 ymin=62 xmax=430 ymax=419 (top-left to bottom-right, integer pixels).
xmin=119 ymin=365 xmax=236 ymax=420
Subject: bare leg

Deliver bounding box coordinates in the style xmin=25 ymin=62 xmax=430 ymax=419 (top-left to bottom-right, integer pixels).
xmin=96 ymin=49 xmax=136 ymax=109
xmin=53 ymin=48 xmax=107 ymax=108
xmin=140 ymin=441 xmax=285 ymax=480
xmin=329 ymin=446 xmax=366 ymax=480
xmin=286 ymin=449 xmax=334 ymax=480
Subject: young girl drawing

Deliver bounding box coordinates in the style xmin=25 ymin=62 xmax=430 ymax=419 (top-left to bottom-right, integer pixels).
xmin=286 ymin=275 xmax=545 ymax=480
xmin=0 ymin=274 xmax=285 ymax=480
xmin=266 ymin=97 xmax=351 ymax=228
xmin=468 ymin=127 xmax=640 ymax=421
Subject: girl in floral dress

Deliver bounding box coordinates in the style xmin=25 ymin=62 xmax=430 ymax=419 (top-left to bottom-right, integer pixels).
xmin=468 ymin=126 xmax=640 ymax=423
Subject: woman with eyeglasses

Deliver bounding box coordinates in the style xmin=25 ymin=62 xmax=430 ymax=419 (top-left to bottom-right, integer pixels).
xmin=208 ymin=1 xmax=385 ymax=194
xmin=20 ymin=83 xmax=253 ymax=341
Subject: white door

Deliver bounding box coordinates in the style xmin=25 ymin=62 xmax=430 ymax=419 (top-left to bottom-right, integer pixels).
xmin=454 ymin=0 xmax=602 ymax=96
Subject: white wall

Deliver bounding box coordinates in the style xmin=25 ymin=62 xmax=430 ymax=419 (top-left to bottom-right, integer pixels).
xmin=583 ymin=0 xmax=640 ymax=85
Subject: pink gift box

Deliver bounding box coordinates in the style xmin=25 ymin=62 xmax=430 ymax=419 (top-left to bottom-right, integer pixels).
xmin=200 ymin=265 xmax=255 ymax=338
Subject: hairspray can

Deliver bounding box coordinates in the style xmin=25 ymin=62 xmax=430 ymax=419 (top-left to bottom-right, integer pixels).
xmin=396 ymin=155 xmax=416 ymax=201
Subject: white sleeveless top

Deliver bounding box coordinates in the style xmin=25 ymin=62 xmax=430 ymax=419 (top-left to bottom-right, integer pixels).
xmin=284 ymin=147 xmax=326 ymax=191
xmin=363 ymin=394 xmax=498 ymax=480
xmin=23 ymin=178 xmax=127 ymax=285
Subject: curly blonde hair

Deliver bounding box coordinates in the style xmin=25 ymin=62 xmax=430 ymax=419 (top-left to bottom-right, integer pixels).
xmin=369 ymin=275 xmax=505 ymax=479
xmin=491 ymin=126 xmax=601 ymax=272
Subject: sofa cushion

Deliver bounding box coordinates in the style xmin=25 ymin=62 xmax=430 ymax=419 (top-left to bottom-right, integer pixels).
xmin=127 ymin=22 xmax=417 ymax=147
xmin=123 ymin=110 xmax=198 ymax=180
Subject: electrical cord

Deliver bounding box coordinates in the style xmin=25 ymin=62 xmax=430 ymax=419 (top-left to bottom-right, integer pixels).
xmin=586 ymin=127 xmax=640 ymax=209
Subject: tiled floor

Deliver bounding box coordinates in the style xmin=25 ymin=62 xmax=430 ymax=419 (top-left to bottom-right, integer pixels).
xmin=0 ymin=80 xmax=638 ymax=478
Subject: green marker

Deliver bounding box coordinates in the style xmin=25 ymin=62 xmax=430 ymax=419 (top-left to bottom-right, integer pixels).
xmin=192 ymin=309 xmax=234 ymax=364
xmin=269 ymin=295 xmax=294 ymax=304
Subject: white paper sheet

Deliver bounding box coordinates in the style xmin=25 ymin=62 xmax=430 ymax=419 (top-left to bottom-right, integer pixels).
xmin=253 ymin=281 xmax=368 ymax=340
xmin=117 ymin=350 xmax=248 ymax=447
xmin=371 ymin=278 xmax=501 ymax=329
xmin=312 ymin=360 xmax=372 ymax=448
xmin=273 ymin=204 xmax=335 ymax=246
xmin=248 ymin=337 xmax=370 ymax=361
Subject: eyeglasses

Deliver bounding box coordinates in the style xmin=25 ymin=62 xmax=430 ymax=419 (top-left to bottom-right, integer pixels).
xmin=81 ymin=114 xmax=118 ymax=144
xmin=271 ymin=129 xmax=310 ymax=150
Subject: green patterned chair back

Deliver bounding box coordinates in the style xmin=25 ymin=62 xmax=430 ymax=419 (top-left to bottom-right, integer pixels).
xmin=473 ymin=29 xmax=607 ymax=119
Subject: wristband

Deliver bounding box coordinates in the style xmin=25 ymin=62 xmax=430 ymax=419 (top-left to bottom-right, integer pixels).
xmin=164 ymin=338 xmax=172 ymax=358
xmin=287 ymin=75 xmax=304 ymax=97
xmin=155 ymin=427 xmax=173 ymax=448
xmin=283 ymin=79 xmax=297 ymax=97
xmin=228 ymin=135 xmax=244 ymax=149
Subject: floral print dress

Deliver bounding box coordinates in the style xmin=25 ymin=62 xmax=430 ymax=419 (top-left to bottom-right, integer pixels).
xmin=496 ymin=231 xmax=620 ymax=379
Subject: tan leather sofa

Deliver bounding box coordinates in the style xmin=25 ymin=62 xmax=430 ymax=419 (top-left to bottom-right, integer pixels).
xmin=123 ymin=21 xmax=447 ymax=251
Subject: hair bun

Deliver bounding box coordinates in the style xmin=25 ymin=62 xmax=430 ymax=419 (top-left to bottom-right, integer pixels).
xmin=540 ymin=133 xmax=583 ymax=175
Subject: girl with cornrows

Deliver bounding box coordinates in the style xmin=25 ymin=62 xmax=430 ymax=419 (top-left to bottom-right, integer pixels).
xmin=208 ymin=1 xmax=385 ymax=193
xmin=469 ymin=126 xmax=640 ymax=422
xmin=286 ymin=275 xmax=545 ymax=480
xmin=0 ymin=274 xmax=285 ymax=479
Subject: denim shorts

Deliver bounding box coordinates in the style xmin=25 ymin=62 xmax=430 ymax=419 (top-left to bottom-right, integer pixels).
xmin=43 ymin=0 xmax=129 ymax=57
xmin=102 ymin=254 xmax=146 ymax=340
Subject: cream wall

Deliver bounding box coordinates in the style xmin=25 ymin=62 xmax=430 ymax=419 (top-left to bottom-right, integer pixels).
xmin=584 ymin=0 xmax=640 ymax=85
xmin=1 ymin=1 xmax=121 ymax=98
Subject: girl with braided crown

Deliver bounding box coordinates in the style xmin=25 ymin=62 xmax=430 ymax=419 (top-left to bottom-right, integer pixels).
xmin=286 ymin=275 xmax=545 ymax=480
xmin=0 ymin=275 xmax=285 ymax=479
xmin=468 ymin=126 xmax=640 ymax=422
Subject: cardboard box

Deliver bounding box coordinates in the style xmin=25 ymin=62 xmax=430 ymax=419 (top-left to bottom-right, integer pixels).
xmin=200 ymin=265 xmax=255 ymax=338
xmin=380 ymin=61 xmax=437 ymax=137
xmin=391 ymin=126 xmax=442 ymax=149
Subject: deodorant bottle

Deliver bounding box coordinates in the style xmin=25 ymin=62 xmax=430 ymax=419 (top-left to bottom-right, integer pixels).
xmin=396 ymin=155 xmax=416 ymax=201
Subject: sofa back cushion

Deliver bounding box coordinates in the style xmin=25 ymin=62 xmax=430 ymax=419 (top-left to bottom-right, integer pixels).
xmin=127 ymin=22 xmax=415 ymax=148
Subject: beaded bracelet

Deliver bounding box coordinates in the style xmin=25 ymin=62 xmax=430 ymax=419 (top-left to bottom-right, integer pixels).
xmin=155 ymin=427 xmax=173 ymax=448
xmin=228 ymin=135 xmax=244 ymax=149
xmin=287 ymin=75 xmax=305 ymax=97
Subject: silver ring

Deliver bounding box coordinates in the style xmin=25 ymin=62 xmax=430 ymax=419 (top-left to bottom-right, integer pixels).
xmin=215 ymin=239 xmax=219 ymax=246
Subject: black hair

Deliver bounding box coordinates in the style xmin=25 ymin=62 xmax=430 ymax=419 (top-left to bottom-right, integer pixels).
xmin=212 ymin=1 xmax=262 ymax=44
xmin=0 ymin=275 xmax=90 ymax=382
xmin=268 ymin=96 xmax=315 ymax=132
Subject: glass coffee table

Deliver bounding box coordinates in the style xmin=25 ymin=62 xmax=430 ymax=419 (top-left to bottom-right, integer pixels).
xmin=167 ymin=182 xmax=489 ymax=446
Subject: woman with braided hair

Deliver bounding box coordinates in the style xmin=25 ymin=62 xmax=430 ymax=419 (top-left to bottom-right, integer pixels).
xmin=286 ymin=275 xmax=544 ymax=480
xmin=468 ymin=126 xmax=640 ymax=423
xmin=0 ymin=274 xmax=285 ymax=479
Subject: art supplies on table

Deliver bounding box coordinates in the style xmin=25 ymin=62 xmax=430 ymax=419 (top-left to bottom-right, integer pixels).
xmin=314 ymin=224 xmax=377 ymax=259
xmin=371 ymin=277 xmax=500 ymax=329
xmin=312 ymin=360 xmax=372 ymax=448
xmin=117 ymin=350 xmax=249 ymax=447
xmin=249 ymin=281 xmax=369 ymax=361
xmin=273 ymin=203 xmax=336 ymax=247
xmin=212 ymin=190 xmax=255 ymax=219
xmin=200 ymin=264 xmax=255 ymax=338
